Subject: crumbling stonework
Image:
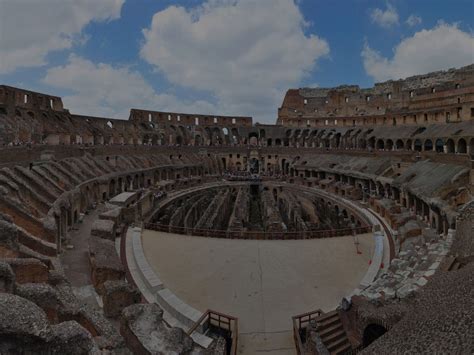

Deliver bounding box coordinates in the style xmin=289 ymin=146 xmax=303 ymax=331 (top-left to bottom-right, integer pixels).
xmin=0 ymin=293 xmax=96 ymax=354
xmin=0 ymin=64 xmax=472 ymax=353
xmin=89 ymin=237 xmax=125 ymax=293
xmin=120 ymin=303 xmax=211 ymax=355
xmin=91 ymin=219 xmax=116 ymax=241
xmin=4 ymin=258 xmax=49 ymax=284
xmin=102 ymin=280 xmax=141 ymax=318
xmin=0 ymin=261 xmax=15 ymax=293
xmin=278 ymin=64 xmax=474 ymax=128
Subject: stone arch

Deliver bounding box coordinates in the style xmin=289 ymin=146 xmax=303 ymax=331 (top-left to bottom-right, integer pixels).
xmin=395 ymin=139 xmax=404 ymax=150
xmin=368 ymin=137 xmax=375 ymax=149
xmin=457 ymin=138 xmax=467 ymax=154
xmin=195 ymin=134 xmax=202 ymax=146
xmin=386 ymin=139 xmax=393 ymax=150
xmin=424 ymin=139 xmax=433 ymax=151
xmin=414 ymin=139 xmax=422 ymax=152
xmin=248 ymin=132 xmax=258 ymax=146
xmin=363 ymin=324 xmax=387 ymax=348
xmin=435 ymin=138 xmax=444 ymax=153
xmin=376 ymin=139 xmax=384 ymax=150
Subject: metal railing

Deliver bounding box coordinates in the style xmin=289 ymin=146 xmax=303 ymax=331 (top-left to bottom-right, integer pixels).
xmin=143 ymin=222 xmax=371 ymax=240
xmin=187 ymin=309 xmax=238 ymax=355
xmin=292 ymin=309 xmax=323 ymax=354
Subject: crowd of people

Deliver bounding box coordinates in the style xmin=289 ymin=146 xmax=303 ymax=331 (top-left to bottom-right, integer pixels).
xmin=222 ymin=170 xmax=261 ymax=181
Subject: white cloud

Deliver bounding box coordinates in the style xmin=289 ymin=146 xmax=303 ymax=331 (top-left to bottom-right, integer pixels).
xmin=406 ymin=14 xmax=422 ymax=27
xmin=362 ymin=23 xmax=474 ymax=82
xmin=43 ymin=55 xmax=216 ymax=119
xmin=140 ymin=0 xmax=329 ymax=122
xmin=0 ymin=0 xmax=125 ymax=74
xmin=370 ymin=3 xmax=399 ymax=29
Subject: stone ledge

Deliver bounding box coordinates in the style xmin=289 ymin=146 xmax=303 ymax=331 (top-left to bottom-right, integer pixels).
xmin=130 ymin=227 xmax=163 ymax=292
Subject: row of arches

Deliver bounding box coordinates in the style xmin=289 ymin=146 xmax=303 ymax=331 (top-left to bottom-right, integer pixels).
xmin=368 ymin=137 xmax=471 ymax=154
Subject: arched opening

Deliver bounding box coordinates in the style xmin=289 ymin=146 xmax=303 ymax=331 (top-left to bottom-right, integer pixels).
xmin=248 ymin=132 xmax=258 ymax=146
xmin=446 ymin=139 xmax=455 ymax=153
xmin=435 ymin=139 xmax=444 ymax=153
xmin=195 ymin=135 xmax=202 ymax=146
xmin=368 ymin=137 xmax=375 ymax=149
xmin=424 ymin=139 xmax=433 ymax=151
xmin=363 ymin=324 xmax=387 ymax=347
xmin=376 ymin=139 xmax=384 ymax=150
xmin=267 ymin=138 xmax=272 ymax=146
xmin=386 ymin=139 xmax=393 ymax=150
xmin=395 ymin=139 xmax=404 ymax=150
xmin=457 ymin=138 xmax=467 ymax=154
xmin=414 ymin=139 xmax=422 ymax=152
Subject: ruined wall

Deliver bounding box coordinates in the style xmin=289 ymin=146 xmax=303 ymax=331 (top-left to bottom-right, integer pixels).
xmin=278 ymin=64 xmax=474 ymax=128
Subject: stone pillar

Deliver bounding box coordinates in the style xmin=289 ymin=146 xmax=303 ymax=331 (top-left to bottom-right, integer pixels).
xmin=470 ymin=155 xmax=474 ymax=187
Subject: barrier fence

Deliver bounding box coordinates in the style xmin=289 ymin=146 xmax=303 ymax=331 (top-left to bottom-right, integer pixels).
xmin=187 ymin=310 xmax=238 ymax=355
xmin=292 ymin=309 xmax=323 ymax=354
xmin=143 ymin=222 xmax=371 ymax=240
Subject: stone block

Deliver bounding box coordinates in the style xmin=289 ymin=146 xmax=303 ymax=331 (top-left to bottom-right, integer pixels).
xmin=89 ymin=238 xmax=125 ymax=294
xmin=91 ymin=219 xmax=116 ymax=241
xmin=120 ymin=303 xmax=204 ymax=354
xmin=0 ymin=261 xmax=15 ymax=293
xmin=102 ymin=280 xmax=141 ymax=318
xmin=4 ymin=258 xmax=49 ymax=284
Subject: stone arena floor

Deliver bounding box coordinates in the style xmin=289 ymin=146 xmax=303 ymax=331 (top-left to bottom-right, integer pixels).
xmin=142 ymin=230 xmax=374 ymax=354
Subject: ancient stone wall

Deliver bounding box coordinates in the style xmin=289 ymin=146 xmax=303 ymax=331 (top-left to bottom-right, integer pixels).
xmin=278 ymin=64 xmax=474 ymax=128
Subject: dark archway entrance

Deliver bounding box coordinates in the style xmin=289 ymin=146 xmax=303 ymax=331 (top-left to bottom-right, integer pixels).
xmin=363 ymin=324 xmax=387 ymax=347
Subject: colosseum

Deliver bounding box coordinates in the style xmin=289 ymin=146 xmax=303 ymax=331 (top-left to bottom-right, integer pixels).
xmin=0 ymin=64 xmax=473 ymax=354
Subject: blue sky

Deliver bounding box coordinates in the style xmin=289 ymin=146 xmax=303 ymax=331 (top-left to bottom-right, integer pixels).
xmin=1 ymin=0 xmax=473 ymax=123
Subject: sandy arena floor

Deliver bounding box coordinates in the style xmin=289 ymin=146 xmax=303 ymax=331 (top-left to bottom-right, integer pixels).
xmin=142 ymin=231 xmax=374 ymax=354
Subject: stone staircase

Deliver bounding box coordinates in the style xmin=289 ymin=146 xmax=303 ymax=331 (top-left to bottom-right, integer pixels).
xmin=315 ymin=310 xmax=352 ymax=355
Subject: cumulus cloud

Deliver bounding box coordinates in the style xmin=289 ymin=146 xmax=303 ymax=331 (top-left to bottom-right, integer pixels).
xmin=362 ymin=23 xmax=474 ymax=82
xmin=370 ymin=3 xmax=399 ymax=28
xmin=0 ymin=0 xmax=125 ymax=74
xmin=140 ymin=0 xmax=329 ymax=122
xmin=406 ymin=14 xmax=422 ymax=27
xmin=43 ymin=55 xmax=216 ymax=119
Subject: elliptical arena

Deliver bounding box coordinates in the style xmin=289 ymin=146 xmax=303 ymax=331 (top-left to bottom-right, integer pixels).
xmin=0 ymin=65 xmax=473 ymax=354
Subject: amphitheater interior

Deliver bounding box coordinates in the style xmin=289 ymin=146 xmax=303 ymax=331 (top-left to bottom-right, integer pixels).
xmin=0 ymin=65 xmax=473 ymax=355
